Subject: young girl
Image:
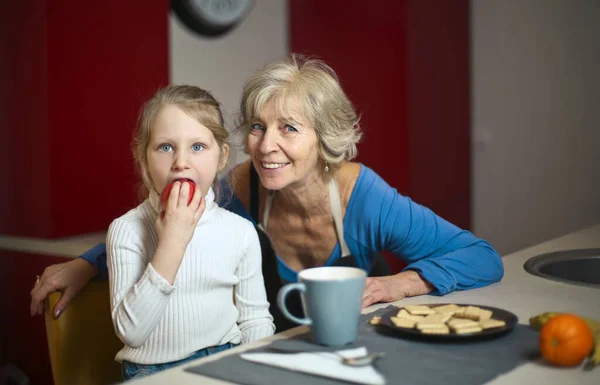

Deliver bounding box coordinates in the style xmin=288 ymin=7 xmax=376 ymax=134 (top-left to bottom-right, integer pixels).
xmin=106 ymin=85 xmax=275 ymax=380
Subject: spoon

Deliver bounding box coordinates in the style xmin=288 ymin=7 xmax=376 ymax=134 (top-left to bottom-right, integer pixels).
xmin=340 ymin=351 xmax=386 ymax=367
xmin=265 ymin=347 xmax=385 ymax=367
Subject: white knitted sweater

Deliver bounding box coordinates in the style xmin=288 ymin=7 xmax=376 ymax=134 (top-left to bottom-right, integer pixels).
xmin=106 ymin=188 xmax=275 ymax=364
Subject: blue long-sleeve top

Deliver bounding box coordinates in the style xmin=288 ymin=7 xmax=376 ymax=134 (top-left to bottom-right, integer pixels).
xmin=81 ymin=164 xmax=503 ymax=294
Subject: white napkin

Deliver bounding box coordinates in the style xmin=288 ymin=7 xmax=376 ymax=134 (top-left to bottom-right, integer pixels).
xmin=240 ymin=346 xmax=386 ymax=385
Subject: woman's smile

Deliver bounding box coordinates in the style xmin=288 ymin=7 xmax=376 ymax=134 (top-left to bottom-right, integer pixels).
xmin=261 ymin=162 xmax=290 ymax=170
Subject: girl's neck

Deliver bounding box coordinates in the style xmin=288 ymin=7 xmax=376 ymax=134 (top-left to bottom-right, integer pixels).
xmin=273 ymin=174 xmax=331 ymax=218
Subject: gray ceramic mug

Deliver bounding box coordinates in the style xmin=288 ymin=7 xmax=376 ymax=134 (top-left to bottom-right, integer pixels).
xmin=277 ymin=266 xmax=367 ymax=347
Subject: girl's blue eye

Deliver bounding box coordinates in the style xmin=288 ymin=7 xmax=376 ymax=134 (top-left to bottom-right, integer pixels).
xmin=192 ymin=143 xmax=204 ymax=152
xmin=250 ymin=123 xmax=264 ymax=132
xmin=159 ymin=144 xmax=172 ymax=152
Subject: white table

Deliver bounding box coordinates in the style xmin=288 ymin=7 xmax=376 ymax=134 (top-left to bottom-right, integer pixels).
xmin=132 ymin=223 xmax=600 ymax=384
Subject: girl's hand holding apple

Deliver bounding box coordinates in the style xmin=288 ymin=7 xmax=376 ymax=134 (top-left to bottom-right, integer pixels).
xmin=151 ymin=179 xmax=205 ymax=284
xmin=156 ymin=179 xmax=205 ymax=250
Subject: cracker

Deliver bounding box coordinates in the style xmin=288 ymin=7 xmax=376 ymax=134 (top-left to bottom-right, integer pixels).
xmin=421 ymin=325 xmax=450 ymax=334
xmin=416 ymin=320 xmax=447 ymax=330
xmin=433 ymin=304 xmax=463 ymax=315
xmin=455 ymin=306 xmax=493 ymax=321
xmin=474 ymin=308 xmax=493 ymax=321
xmin=447 ymin=318 xmax=480 ymax=331
xmin=454 ymin=326 xmax=483 ymax=335
xmin=479 ymin=318 xmax=506 ymax=329
xmin=369 ymin=316 xmax=382 ymax=325
xmin=422 ymin=313 xmax=452 ymax=324
xmin=396 ymin=309 xmax=425 ymax=321
xmin=403 ymin=305 xmax=435 ymax=315
xmin=390 ymin=316 xmax=417 ymax=329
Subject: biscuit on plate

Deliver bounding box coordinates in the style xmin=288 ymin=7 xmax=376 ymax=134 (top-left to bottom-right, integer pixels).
xmin=391 ymin=316 xmax=417 ymax=328
xmin=416 ymin=320 xmax=447 ymax=330
xmin=454 ymin=306 xmax=493 ymax=321
xmin=422 ymin=313 xmax=452 ymax=324
xmin=421 ymin=325 xmax=450 ymax=334
xmin=454 ymin=326 xmax=483 ymax=334
xmin=396 ymin=309 xmax=425 ymax=321
xmin=433 ymin=304 xmax=463 ymax=315
xmin=403 ymin=305 xmax=435 ymax=315
xmin=479 ymin=318 xmax=506 ymax=329
xmin=447 ymin=318 xmax=480 ymax=331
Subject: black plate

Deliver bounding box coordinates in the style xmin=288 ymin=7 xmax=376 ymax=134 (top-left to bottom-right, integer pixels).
xmin=379 ymin=303 xmax=518 ymax=340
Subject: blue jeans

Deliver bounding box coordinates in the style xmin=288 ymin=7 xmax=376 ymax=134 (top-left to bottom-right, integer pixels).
xmin=121 ymin=342 xmax=237 ymax=380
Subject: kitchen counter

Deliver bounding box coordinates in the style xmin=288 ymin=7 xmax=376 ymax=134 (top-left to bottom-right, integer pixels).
xmin=381 ymin=223 xmax=600 ymax=384
xmin=130 ymin=223 xmax=600 ymax=385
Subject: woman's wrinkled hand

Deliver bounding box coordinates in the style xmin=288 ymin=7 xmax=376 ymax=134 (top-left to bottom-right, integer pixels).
xmin=361 ymin=270 xmax=434 ymax=308
xmin=30 ymin=258 xmax=98 ymax=318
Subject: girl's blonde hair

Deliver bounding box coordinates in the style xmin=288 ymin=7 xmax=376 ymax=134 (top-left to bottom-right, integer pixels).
xmin=134 ymin=85 xmax=230 ymax=200
xmin=237 ymin=54 xmax=362 ymax=174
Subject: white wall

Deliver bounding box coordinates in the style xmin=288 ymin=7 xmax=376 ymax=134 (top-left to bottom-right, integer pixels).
xmin=472 ymin=0 xmax=600 ymax=255
xmin=169 ymin=0 xmax=289 ymax=165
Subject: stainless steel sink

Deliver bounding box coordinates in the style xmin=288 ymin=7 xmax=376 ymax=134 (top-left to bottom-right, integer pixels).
xmin=523 ymin=248 xmax=600 ymax=289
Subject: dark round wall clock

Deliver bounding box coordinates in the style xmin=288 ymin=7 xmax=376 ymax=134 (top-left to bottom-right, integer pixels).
xmin=171 ymin=0 xmax=255 ymax=37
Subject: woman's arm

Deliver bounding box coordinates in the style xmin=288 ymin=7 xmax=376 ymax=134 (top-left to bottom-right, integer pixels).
xmin=30 ymin=243 xmax=107 ymax=318
xmin=30 ymin=257 xmax=98 ymax=318
xmin=355 ymin=166 xmax=503 ymax=306
xmin=384 ymin=199 xmax=503 ymax=294
xmin=234 ymin=222 xmax=275 ymax=343
xmin=78 ymin=243 xmax=109 ymax=279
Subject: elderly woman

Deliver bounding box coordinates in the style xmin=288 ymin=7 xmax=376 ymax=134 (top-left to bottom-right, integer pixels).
xmin=31 ymin=54 xmax=503 ymax=331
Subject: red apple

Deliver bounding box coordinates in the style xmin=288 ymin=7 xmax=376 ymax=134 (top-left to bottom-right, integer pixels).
xmin=160 ymin=179 xmax=196 ymax=212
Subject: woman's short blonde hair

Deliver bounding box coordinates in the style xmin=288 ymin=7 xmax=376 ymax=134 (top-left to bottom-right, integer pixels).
xmin=134 ymin=85 xmax=230 ymax=199
xmin=238 ymin=54 xmax=362 ymax=173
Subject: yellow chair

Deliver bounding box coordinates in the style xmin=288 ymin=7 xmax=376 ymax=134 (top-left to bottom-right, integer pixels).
xmin=44 ymin=281 xmax=123 ymax=385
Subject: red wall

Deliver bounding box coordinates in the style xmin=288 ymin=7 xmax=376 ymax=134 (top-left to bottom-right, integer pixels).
xmin=290 ymin=0 xmax=411 ymax=195
xmin=1 ymin=2 xmax=170 ymax=384
xmin=290 ymin=0 xmax=471 ymax=271
xmin=0 ymin=0 xmax=53 ymax=238
xmin=405 ymin=1 xmax=471 ymax=230
xmin=0 ymin=1 xmax=170 ymax=239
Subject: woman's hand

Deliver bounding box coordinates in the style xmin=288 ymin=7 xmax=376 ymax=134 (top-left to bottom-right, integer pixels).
xmin=361 ymin=270 xmax=434 ymax=308
xmin=30 ymin=258 xmax=98 ymax=318
xmin=152 ymin=181 xmax=205 ymax=284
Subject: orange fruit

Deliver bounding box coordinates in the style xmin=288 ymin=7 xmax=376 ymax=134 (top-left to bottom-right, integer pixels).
xmin=539 ymin=313 xmax=594 ymax=367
